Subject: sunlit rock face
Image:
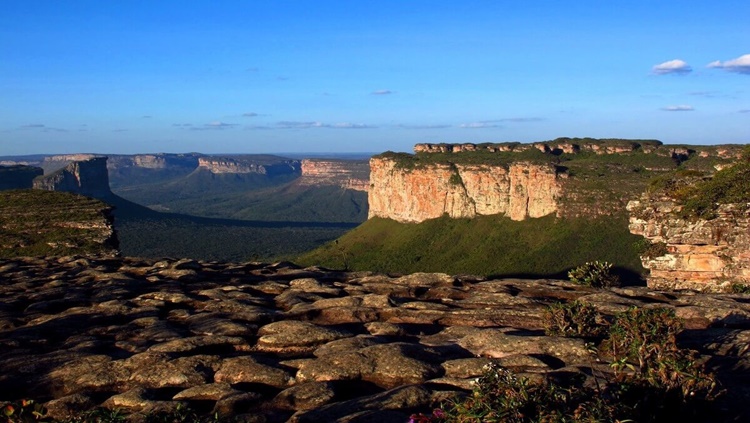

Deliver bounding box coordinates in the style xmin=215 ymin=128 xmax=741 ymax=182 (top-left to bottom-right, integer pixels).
xmin=367 ymin=157 xmax=560 ymax=222
xmin=628 ymin=199 xmax=750 ymax=292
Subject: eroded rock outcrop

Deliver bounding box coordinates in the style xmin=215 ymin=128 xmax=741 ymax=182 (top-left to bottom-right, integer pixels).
xmin=33 ymin=157 xmax=112 ymax=198
xmin=198 ymin=157 xmax=300 ymax=176
xmin=628 ymin=199 xmax=750 ymax=291
xmin=368 ymin=157 xmax=560 ymax=222
xmin=298 ymin=159 xmax=370 ymax=192
xmin=0 ymin=256 xmax=748 ymax=421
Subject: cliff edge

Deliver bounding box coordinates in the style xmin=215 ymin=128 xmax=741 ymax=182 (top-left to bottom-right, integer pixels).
xmin=368 ymin=156 xmax=562 ymax=222
xmin=33 ymin=156 xmax=113 ymax=198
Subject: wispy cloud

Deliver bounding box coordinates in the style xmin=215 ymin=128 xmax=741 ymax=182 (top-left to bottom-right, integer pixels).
xmin=652 ymin=59 xmax=692 ymax=75
xmin=661 ymin=105 xmax=694 ymax=111
xmin=172 ymin=123 xmax=193 ymax=127
xmin=739 ymin=109 xmax=750 ymax=113
xmin=395 ymin=124 xmax=452 ymax=129
xmin=371 ymin=89 xmax=394 ymax=95
xmin=246 ymin=67 xmax=259 ymax=72
xmin=459 ymin=122 xmax=502 ymax=129
xmin=243 ymin=121 xmax=376 ymax=130
xmin=190 ymin=121 xmax=240 ymax=130
xmin=19 ymin=124 xmax=67 ymax=132
xmin=492 ymin=117 xmax=544 ymax=123
xmin=242 ymin=112 xmax=259 ymax=117
xmin=142 ymin=115 xmax=152 ymax=119
xmin=113 ymin=129 xmax=129 ymax=132
xmin=274 ymin=121 xmax=376 ymax=129
xmin=707 ymin=54 xmax=750 ymax=74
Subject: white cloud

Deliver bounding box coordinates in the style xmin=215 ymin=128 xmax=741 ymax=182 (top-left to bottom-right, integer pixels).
xmin=459 ymin=122 xmax=502 ymax=128
xmin=707 ymin=54 xmax=750 ymax=74
xmin=371 ymin=90 xmax=394 ymax=95
xmin=395 ymin=124 xmax=452 ymax=129
xmin=276 ymin=121 xmax=375 ymax=129
xmin=329 ymin=122 xmax=375 ymax=129
xmin=652 ymin=59 xmax=692 ymax=75
xmin=661 ymin=105 xmax=694 ymax=111
xmin=190 ymin=121 xmax=239 ymax=130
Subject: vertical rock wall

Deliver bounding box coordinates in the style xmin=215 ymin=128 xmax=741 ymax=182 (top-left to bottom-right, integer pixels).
xmin=628 ymin=199 xmax=750 ymax=291
xmin=367 ymin=157 xmax=560 ymax=222
xmin=33 ymin=157 xmax=112 ymax=198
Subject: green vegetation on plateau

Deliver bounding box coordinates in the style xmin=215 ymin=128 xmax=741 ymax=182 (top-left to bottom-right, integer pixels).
xmin=0 ymin=190 xmax=117 ymax=257
xmin=297 ymin=214 xmax=645 ymax=279
xmin=674 ymin=146 xmax=750 ymax=219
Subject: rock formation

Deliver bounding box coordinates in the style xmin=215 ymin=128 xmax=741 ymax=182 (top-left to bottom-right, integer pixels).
xmin=0 ymin=256 xmax=748 ymax=421
xmin=33 ymin=157 xmax=112 ymax=198
xmin=368 ymin=157 xmax=560 ymax=222
xmin=298 ymin=159 xmax=370 ymax=192
xmin=197 ymin=157 xmax=301 ymax=176
xmin=628 ymin=199 xmax=750 ymax=292
xmin=0 ymin=190 xmax=118 ymax=258
xmin=0 ymin=165 xmax=43 ymax=190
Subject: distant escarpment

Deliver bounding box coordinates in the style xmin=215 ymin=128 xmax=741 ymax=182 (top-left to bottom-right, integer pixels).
xmin=299 ymin=159 xmax=370 ymax=191
xmin=0 ymin=190 xmax=118 ymax=257
xmin=33 ymin=157 xmax=112 ymax=198
xmin=198 ymin=157 xmax=301 ymax=176
xmin=0 ymin=165 xmax=43 ymax=190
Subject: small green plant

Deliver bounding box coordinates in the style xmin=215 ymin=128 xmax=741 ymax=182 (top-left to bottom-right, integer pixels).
xmin=729 ymin=283 xmax=750 ymax=294
xmin=2 ymin=400 xmax=51 ymax=423
xmin=602 ymin=307 xmax=719 ymax=406
xmin=143 ymin=404 xmax=220 ymax=423
xmin=634 ymin=239 xmax=668 ymax=259
xmin=544 ymin=300 xmax=605 ymax=338
xmin=568 ymin=261 xmax=619 ymax=288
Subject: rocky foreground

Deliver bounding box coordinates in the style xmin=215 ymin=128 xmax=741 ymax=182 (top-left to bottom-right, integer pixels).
xmin=1 ymin=256 xmax=750 ymax=422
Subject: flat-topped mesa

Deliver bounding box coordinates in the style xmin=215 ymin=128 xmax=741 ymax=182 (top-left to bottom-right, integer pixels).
xmin=298 ymin=159 xmax=370 ymax=192
xmin=412 ymin=139 xmax=742 ymax=159
xmin=197 ymin=157 xmax=301 ymax=175
xmin=368 ymin=157 xmax=561 ymax=222
xmin=0 ymin=165 xmax=43 ymax=190
xmin=33 ymin=157 xmax=112 ymax=199
xmin=628 ymin=199 xmax=750 ymax=292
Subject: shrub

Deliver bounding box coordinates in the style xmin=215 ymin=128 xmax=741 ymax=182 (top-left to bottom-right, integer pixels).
xmin=601 ymin=306 xmax=719 ymax=416
xmin=568 ymin=261 xmax=619 ymax=288
xmin=423 ymin=362 xmax=618 ymax=423
xmin=544 ymin=301 xmax=605 ymax=338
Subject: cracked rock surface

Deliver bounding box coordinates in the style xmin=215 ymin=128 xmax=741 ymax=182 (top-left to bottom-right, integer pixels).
xmin=1 ymin=255 xmax=749 ymax=422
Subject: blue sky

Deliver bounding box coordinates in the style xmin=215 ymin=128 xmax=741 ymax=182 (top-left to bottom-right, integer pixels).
xmin=1 ymin=1 xmax=748 ymax=155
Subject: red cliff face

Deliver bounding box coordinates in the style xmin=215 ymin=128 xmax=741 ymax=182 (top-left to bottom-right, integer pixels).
xmin=367 ymin=157 xmax=561 ymax=222
xmin=298 ymin=159 xmax=370 ymax=192
xmin=628 ymin=199 xmax=750 ymax=292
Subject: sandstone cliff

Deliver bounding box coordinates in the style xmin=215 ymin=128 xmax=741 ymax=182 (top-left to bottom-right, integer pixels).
xmin=0 ymin=165 xmax=43 ymax=190
xmin=33 ymin=157 xmax=112 ymax=198
xmin=368 ymin=157 xmax=560 ymax=222
xmin=298 ymin=159 xmax=370 ymax=191
xmin=628 ymin=199 xmax=750 ymax=292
